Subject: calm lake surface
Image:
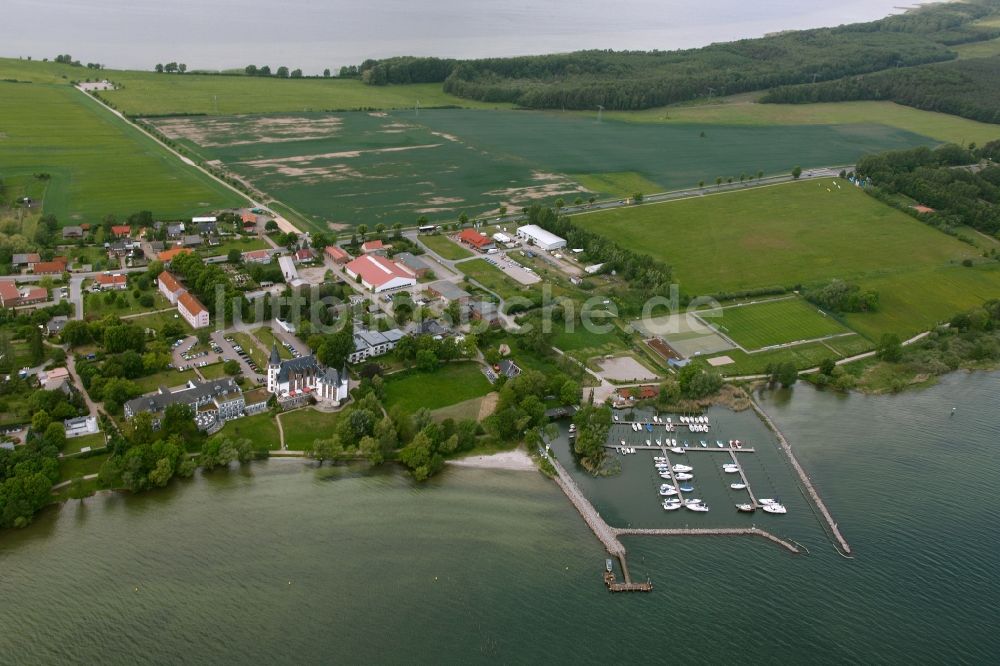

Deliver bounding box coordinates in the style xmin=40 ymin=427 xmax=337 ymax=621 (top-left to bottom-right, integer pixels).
xmin=1 ymin=371 xmax=998 ymax=663
xmin=6 ymin=0 xmax=934 ymax=73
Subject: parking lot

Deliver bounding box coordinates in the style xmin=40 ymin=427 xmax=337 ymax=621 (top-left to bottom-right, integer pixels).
xmin=483 ymin=253 xmax=541 ymax=286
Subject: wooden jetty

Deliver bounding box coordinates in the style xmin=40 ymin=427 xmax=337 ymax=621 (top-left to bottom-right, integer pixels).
xmin=613 ymin=527 xmax=800 ymax=554
xmin=729 ymin=450 xmax=759 ymax=508
xmin=606 ymin=444 xmax=755 ymax=453
xmin=750 ymin=398 xmax=852 ymax=556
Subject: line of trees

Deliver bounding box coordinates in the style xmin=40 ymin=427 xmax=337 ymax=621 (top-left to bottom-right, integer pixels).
xmin=761 ymin=54 xmax=1000 ymax=124
xmin=154 ymin=62 xmax=188 ymax=74
xmin=242 ymin=65 xmax=303 ymax=78
xmin=804 ymin=280 xmax=879 ymax=313
xmin=356 ymin=2 xmax=997 ymax=110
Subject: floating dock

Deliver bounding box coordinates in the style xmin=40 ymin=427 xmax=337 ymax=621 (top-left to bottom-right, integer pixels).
xmin=613 ymin=527 xmax=800 ymax=554
xmin=606 ymin=444 xmax=755 ymax=453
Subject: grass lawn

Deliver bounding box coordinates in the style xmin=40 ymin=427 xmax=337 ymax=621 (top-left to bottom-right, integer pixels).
xmin=573 ymin=171 xmax=664 ymax=198
xmin=230 ymin=331 xmax=269 ymax=369
xmin=199 ymin=362 xmax=229 ymax=380
xmin=703 ymin=297 xmax=853 ymax=350
xmin=418 ymin=233 xmax=474 ymax=260
xmin=574 ymin=181 xmax=980 ymax=296
xmin=383 ymin=362 xmax=493 ymax=412
xmin=700 ymin=342 xmax=839 ymax=376
xmin=62 ymin=432 xmax=107 ymax=455
xmin=127 ymin=309 xmax=193 ymax=334
xmin=207 ymin=412 xmax=282 ymax=450
xmin=253 ymin=327 xmax=292 ymax=359
xmin=457 ymin=259 xmax=531 ymax=302
xmin=954 ymin=37 xmax=1000 ymax=59
xmin=551 ymin=323 xmax=627 ymax=354
xmin=84 ymin=289 xmax=172 ymax=318
xmin=605 ymin=99 xmax=1000 ymax=146
xmin=430 ymin=396 xmax=488 ymax=423
xmin=0 ymin=80 xmax=243 ymax=223
xmin=198 ymin=237 xmax=269 ymax=257
xmin=132 ymin=368 xmax=200 ymax=393
xmin=279 ymin=408 xmax=342 ymax=451
xmin=58 ymin=452 xmax=109 ymax=482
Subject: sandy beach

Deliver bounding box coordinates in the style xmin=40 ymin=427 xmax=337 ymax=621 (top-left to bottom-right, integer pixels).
xmin=447 ymin=448 xmax=536 ymax=472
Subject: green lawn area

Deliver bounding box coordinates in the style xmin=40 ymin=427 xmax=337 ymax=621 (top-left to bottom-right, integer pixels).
xmin=457 ymin=259 xmax=531 ymax=302
xmin=58 ymin=452 xmax=109 ymax=482
xmin=199 ymin=362 xmax=229 ymax=380
xmin=551 ymin=323 xmax=627 ymax=355
xmin=253 ymin=327 xmax=292 ymax=359
xmin=703 ymin=297 xmax=853 ymax=350
xmin=0 ymin=80 xmax=243 ymax=223
xmin=574 ymin=181 xmax=980 ymax=296
xmin=279 ymin=408 xmax=342 ymax=451
xmin=418 ymin=233 xmax=474 ymax=260
xmin=207 ymin=411 xmax=282 ymax=450
xmin=430 ymin=396 xmax=488 ymax=423
xmin=700 ymin=342 xmax=839 ymax=376
xmin=383 ymin=362 xmax=493 ymax=412
xmin=62 ymin=432 xmax=107 ymax=455
xmin=954 ymin=37 xmax=1000 ymax=59
xmin=230 ymin=332 xmax=269 ymax=369
xmin=573 ymin=171 xmax=664 ymax=198
xmin=84 ymin=288 xmax=172 ymax=318
xmin=198 ymin=237 xmax=269 ymax=257
xmin=132 ymin=368 xmax=200 ymax=394
xmin=605 ymin=99 xmax=1000 ymax=146
xmin=127 ymin=309 xmax=193 ymax=334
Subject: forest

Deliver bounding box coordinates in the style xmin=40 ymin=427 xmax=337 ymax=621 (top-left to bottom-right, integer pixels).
xmin=357 ymin=1 xmax=1000 ymax=110
xmin=856 ymin=142 xmax=1000 ymax=236
xmin=761 ymin=55 xmax=1000 ymax=124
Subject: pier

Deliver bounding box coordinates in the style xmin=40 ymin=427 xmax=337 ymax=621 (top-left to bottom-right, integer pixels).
xmin=750 ymin=398 xmax=852 ymax=556
xmin=606 ymin=444 xmax=755 ymax=453
xmin=729 ymin=450 xmax=759 ymax=508
xmin=613 ymin=527 xmax=800 ymax=554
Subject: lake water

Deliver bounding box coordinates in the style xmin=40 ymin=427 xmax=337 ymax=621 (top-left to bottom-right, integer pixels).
xmin=1 ymin=371 xmax=997 ymax=663
xmin=5 ymin=0 xmax=935 ymax=73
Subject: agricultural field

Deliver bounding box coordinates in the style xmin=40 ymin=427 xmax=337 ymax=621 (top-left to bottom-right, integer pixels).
xmin=574 ymin=180 xmax=981 ymax=295
xmin=417 ymin=233 xmax=473 ymax=260
xmin=702 ymin=297 xmax=854 ymax=350
xmin=0 ymin=81 xmax=243 ymax=224
xmin=383 ymin=362 xmax=493 ymax=413
xmin=605 ymin=99 xmax=1000 ymax=146
xmin=145 ymin=107 xmax=935 ymax=231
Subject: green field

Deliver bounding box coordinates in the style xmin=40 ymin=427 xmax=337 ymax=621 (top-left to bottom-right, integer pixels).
xmin=0 ymin=81 xmax=243 ymax=223
xmin=279 ymin=408 xmax=341 ymax=451
xmin=84 ymin=289 xmax=172 ymax=318
xmin=253 ymin=327 xmax=292 ymax=359
xmin=704 ymin=297 xmax=853 ymax=350
xmin=701 ymin=342 xmax=840 ymax=376
xmin=605 ymin=99 xmax=1000 ymax=146
xmin=207 ymin=412 xmax=281 ymax=450
xmin=146 ymin=108 xmax=935 ymax=230
xmin=383 ymin=362 xmax=493 ymax=412
xmin=954 ymin=37 xmax=1000 ymax=59
xmin=418 ymin=233 xmax=473 ymax=260
xmin=575 ymin=181 xmax=981 ymax=295
xmin=456 ymin=259 xmax=528 ymax=302
xmin=132 ymin=368 xmax=200 ymax=394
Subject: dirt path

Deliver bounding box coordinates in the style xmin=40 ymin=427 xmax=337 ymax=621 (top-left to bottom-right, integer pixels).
xmin=477 ymin=392 xmax=499 ymax=420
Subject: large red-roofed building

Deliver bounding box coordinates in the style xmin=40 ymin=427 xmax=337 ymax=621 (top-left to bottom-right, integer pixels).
xmin=344 ymin=255 xmax=417 ymax=293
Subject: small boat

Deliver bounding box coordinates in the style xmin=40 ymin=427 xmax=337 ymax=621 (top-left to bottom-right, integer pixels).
xmin=674 ymin=472 xmax=693 ymax=481
xmin=736 ymin=504 xmax=755 ymax=513
xmin=659 ymin=487 xmax=678 ymax=496
xmin=716 ymin=440 xmax=724 ymax=448
xmin=730 ymin=482 xmax=747 ymax=490
xmin=659 ymin=473 xmax=672 ymax=480
xmin=682 ymin=441 xmax=689 ymax=448
xmin=758 ymin=498 xmax=778 ymax=505
xmin=735 ymin=440 xmax=743 ymax=449
xmin=699 ymin=441 xmax=707 ymax=448
xmin=655 ymin=438 xmax=662 ymax=446
xmin=606 ymin=558 xmax=613 ymax=572
xmin=632 ymin=423 xmax=639 ymax=432
xmin=683 ymin=498 xmax=702 ymax=505
xmin=613 ymin=415 xmax=619 ymax=422
xmin=671 ymin=464 xmax=692 ymax=472
xmin=670 ymin=447 xmax=684 ymax=454
xmin=629 ymin=447 xmax=635 ymax=454
xmin=620 ymin=439 xmax=626 ymax=446
xmin=678 ymin=484 xmax=694 ymax=493
xmin=568 ymin=424 xmax=576 ymax=432
xmin=662 ymin=500 xmax=682 ymax=511
xmin=761 ymin=503 xmax=787 ymax=515
xmin=686 ymin=503 xmax=710 ymax=513
xmin=646 ymin=439 xmax=651 ymax=446
xmin=645 ymin=424 xmax=653 ymax=432
xmin=722 ymin=465 xmax=740 ymax=474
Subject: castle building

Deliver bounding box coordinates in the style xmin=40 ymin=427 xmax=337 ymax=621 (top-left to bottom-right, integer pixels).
xmin=266 ymin=344 xmax=349 ymax=409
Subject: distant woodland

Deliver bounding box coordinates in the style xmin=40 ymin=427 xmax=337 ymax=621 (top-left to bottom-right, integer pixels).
xmin=356 ymin=1 xmax=1000 ymax=111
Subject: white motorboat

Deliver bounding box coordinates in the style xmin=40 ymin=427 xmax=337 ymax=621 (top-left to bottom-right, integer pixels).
xmin=674 ymin=472 xmax=694 ymax=481
xmin=761 ymin=503 xmax=787 ymax=515
xmin=646 ymin=439 xmax=652 ymax=446
xmin=686 ymin=503 xmax=710 ymax=513
xmin=662 ymin=500 xmax=682 ymax=511
xmin=699 ymin=441 xmax=707 ymax=448
xmin=671 ymin=464 xmax=693 ymax=472
xmin=722 ymin=465 xmax=740 ymax=474
xmin=670 ymin=447 xmax=684 ymax=454
xmin=683 ymin=498 xmax=703 ymax=505
xmin=659 ymin=473 xmax=672 ymax=480
xmin=736 ymin=504 xmax=755 ymax=513
xmin=632 ymin=423 xmax=639 ymax=432
xmin=620 ymin=440 xmax=626 ymax=446
xmin=659 ymin=487 xmax=678 ymax=497
xmin=656 ymin=438 xmax=662 ymax=446
xmin=613 ymin=415 xmax=619 ymax=421
xmin=730 ymin=482 xmax=747 ymax=490
xmin=716 ymin=440 xmax=725 ymax=448
xmin=758 ymin=498 xmax=778 ymax=505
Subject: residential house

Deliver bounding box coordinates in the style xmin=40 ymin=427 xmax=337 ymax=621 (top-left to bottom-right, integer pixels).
xmin=469 ymin=301 xmax=501 ymax=327
xmin=40 ymin=367 xmax=70 ymax=390
xmin=62 ymin=226 xmax=84 ymax=239
xmin=294 ymin=248 xmax=315 ymax=264
xmin=324 ymin=245 xmax=352 ymax=264
xmin=166 ymin=223 xmax=185 ymax=238
xmin=344 ymin=255 xmax=417 ymax=293
xmin=11 ymin=253 xmax=40 ymax=269
xmin=95 ymin=273 xmax=128 ymax=291
xmin=361 ymin=239 xmax=387 ymax=254
xmin=427 ymin=281 xmax=470 ymax=302
xmin=181 ymin=234 xmax=203 ymax=248
xmin=158 ymin=247 xmax=193 ymax=264
xmin=178 ymin=291 xmax=209 ymax=329
xmin=29 ymin=260 xmax=66 ymax=275
xmin=242 ymin=249 xmax=272 ymax=264
xmin=457 ymin=229 xmax=495 ymax=252
xmin=110 ymin=225 xmax=132 ymax=238
xmin=18 ymin=286 xmax=48 ymax=305
xmin=46 ymin=315 xmax=69 ymax=337
xmin=0 ymin=281 xmax=22 ymax=308
xmin=158 ymin=271 xmax=185 ymax=304
xmin=64 ymin=415 xmax=100 ymax=439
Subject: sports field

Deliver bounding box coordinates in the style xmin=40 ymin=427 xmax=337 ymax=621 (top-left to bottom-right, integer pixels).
xmin=703 ymin=297 xmax=853 ymax=350
xmin=151 ymin=107 xmax=935 ymax=230
xmin=0 ymin=81 xmax=242 ymax=223
xmin=574 ymin=181 xmax=981 ymax=295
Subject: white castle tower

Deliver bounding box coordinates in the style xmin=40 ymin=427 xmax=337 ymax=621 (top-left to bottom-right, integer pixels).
xmin=266 ymin=343 xmax=281 ymax=394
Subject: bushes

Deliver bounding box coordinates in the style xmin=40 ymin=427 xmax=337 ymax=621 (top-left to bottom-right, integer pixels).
xmin=804 ymin=279 xmax=879 ymax=313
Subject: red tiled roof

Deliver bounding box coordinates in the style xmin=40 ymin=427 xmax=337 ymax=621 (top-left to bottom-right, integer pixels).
xmin=22 ymin=286 xmax=47 ymax=301
xmin=178 ymin=291 xmax=207 ymax=317
xmin=458 ymin=229 xmax=493 ymax=248
xmin=295 ymin=248 xmax=314 ymax=260
xmin=361 ymin=240 xmax=384 ymax=252
xmin=241 ymin=213 xmax=256 ymax=224
xmin=31 ymin=260 xmax=66 ymax=274
xmin=96 ymin=273 xmax=127 ymax=287
xmin=111 ymin=225 xmax=132 ymax=236
xmin=242 ymin=249 xmax=270 ymax=260
xmin=158 ymin=271 xmax=183 ymax=293
xmin=0 ymin=281 xmax=20 ymax=303
xmin=325 ymin=245 xmax=350 ymax=261
xmin=158 ymin=247 xmax=193 ymax=262
xmin=346 ymin=254 xmax=416 ymax=287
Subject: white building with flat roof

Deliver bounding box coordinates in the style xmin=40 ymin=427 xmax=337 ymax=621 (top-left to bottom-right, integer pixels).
xmin=516 ymin=225 xmax=566 ymax=251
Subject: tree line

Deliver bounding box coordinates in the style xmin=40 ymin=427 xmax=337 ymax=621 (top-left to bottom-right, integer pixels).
xmin=761 ymin=54 xmax=1000 ymax=124
xmin=355 ymin=2 xmax=998 ymax=110
xmin=856 ymin=142 xmax=1000 ymax=236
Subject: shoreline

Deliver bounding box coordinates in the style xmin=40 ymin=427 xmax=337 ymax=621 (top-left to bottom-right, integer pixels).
xmin=446 ymin=448 xmax=536 ymax=472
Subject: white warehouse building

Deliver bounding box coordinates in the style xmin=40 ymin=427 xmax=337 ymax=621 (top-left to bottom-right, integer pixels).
xmin=516 ymin=225 xmax=566 ymax=251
